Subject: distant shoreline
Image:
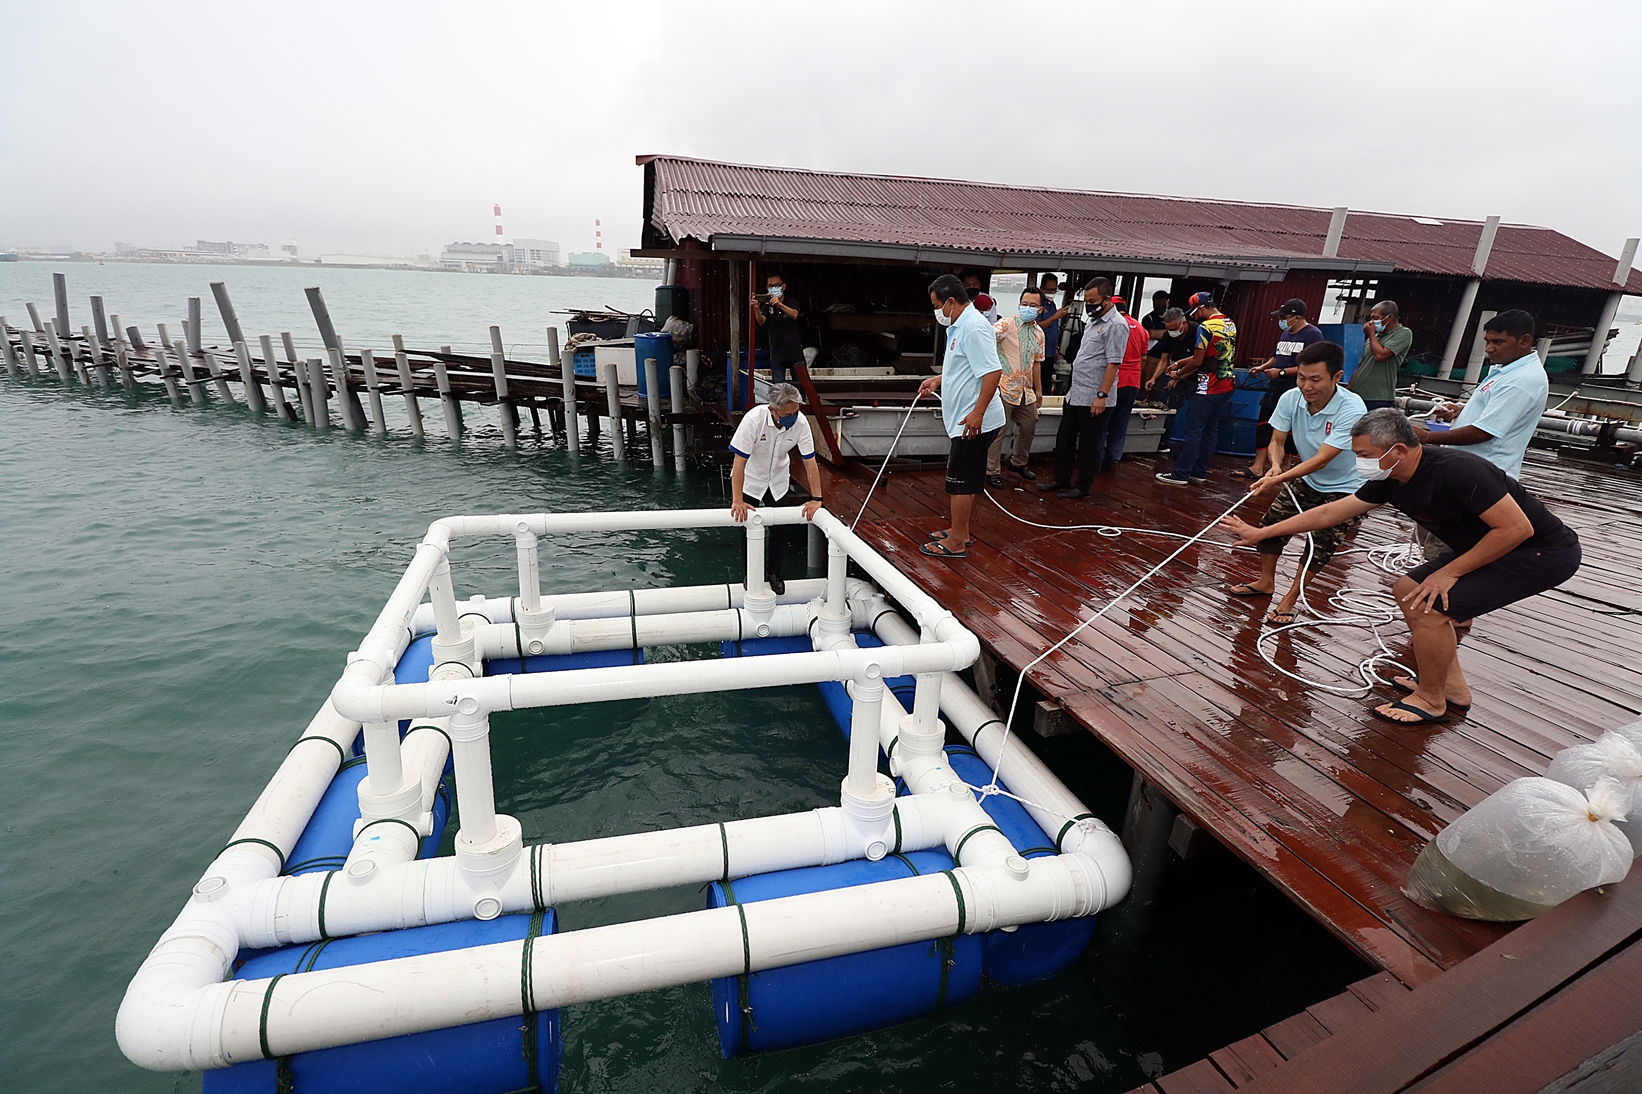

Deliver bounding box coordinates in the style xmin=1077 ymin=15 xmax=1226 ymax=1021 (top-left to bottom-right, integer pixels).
xmin=0 ymin=255 xmax=662 ymax=279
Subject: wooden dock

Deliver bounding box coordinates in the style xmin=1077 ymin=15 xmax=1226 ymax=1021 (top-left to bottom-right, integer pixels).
xmin=820 ymin=445 xmax=1642 ymax=986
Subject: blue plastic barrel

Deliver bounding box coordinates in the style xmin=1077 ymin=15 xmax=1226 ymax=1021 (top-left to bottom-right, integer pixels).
xmin=282 ymin=759 xmax=451 ymax=876
xmin=635 ymin=331 xmax=673 ymax=399
xmin=206 ymin=914 xmax=561 ymax=1094
xmin=706 ymin=850 xmax=981 ymax=1055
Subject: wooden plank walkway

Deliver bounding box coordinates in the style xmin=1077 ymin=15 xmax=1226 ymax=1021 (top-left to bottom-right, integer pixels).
xmin=1123 ymin=871 xmax=1642 ymax=1094
xmin=820 ymin=445 xmax=1642 ymax=986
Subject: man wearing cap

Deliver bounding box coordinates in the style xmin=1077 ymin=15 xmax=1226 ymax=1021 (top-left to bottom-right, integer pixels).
xmin=1156 ymin=292 xmax=1238 ymax=486
xmin=961 ymin=271 xmax=999 ymax=324
xmin=1245 ymin=299 xmax=1324 ymax=480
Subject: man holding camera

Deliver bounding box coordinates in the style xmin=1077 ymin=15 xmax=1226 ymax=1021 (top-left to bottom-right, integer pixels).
xmin=753 ymin=273 xmax=805 ymax=383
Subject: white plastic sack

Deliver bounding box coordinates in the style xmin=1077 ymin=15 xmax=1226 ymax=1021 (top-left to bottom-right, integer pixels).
xmin=1612 ymin=717 xmax=1642 ymax=757
xmin=1546 ymin=731 xmax=1642 ymax=857
xmin=1406 ymin=776 xmax=1633 ymax=921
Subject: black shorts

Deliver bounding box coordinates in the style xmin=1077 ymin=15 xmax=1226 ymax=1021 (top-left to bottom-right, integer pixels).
xmin=945 ymin=429 xmax=1001 ymax=495
xmin=1407 ymin=542 xmax=1582 ymax=620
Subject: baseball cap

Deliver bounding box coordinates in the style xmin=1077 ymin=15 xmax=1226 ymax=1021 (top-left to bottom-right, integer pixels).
xmin=1271 ymin=298 xmax=1308 ymax=319
xmin=1186 ymin=291 xmax=1214 ymax=311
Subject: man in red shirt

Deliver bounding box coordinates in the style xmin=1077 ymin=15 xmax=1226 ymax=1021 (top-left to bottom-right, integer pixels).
xmin=1090 ymin=296 xmax=1148 ymax=471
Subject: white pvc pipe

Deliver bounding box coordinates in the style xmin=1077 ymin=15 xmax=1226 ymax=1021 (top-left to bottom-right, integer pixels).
xmin=408 ymin=579 xmax=828 ymax=633
xmin=474 ymin=602 xmax=818 ymax=661
xmin=604 ymin=361 xmax=625 ymax=460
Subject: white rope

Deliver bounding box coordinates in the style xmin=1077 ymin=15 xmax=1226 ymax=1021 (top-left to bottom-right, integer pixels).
xmin=850 ymin=392 xmax=924 ymax=532
xmin=978 ymin=491 xmax=1255 ymax=796
xmin=985 ymin=488 xmax=1260 ymax=551
xmin=1248 ymin=484 xmax=1418 ymax=697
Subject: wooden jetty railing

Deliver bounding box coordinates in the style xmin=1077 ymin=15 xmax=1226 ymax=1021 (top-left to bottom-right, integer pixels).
xmin=0 ymin=277 xmax=724 ymax=465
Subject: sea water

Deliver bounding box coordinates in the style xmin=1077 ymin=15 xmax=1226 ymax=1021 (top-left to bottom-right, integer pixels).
xmin=0 ymin=263 xmax=1368 ymax=1093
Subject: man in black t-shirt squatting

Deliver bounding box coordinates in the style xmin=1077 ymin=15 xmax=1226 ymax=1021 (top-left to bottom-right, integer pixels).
xmin=1222 ymin=408 xmax=1581 ymax=725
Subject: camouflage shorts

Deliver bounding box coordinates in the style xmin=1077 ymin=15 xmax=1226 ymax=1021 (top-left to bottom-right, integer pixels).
xmin=1256 ymin=479 xmax=1362 ymax=569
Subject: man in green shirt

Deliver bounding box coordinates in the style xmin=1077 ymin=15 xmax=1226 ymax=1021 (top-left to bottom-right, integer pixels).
xmin=1348 ymin=300 xmax=1413 ymax=410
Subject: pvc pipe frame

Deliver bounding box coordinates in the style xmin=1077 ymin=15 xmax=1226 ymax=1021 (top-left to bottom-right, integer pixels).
xmin=117 ymin=507 xmax=1044 ymax=1072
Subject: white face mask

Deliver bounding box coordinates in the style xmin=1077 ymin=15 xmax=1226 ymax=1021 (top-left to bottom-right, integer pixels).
xmin=934 ymin=306 xmax=955 ymax=327
xmin=1355 ymin=451 xmax=1399 ymax=481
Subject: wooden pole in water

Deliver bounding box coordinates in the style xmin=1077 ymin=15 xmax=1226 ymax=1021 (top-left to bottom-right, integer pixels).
xmin=488 ymin=326 xmax=517 ymax=448
xmin=90 ymin=296 xmax=111 ymax=346
xmin=53 ymin=272 xmax=71 ymax=341
xmin=234 ymin=341 xmax=267 ymax=413
xmin=81 ymin=325 xmax=111 ymax=389
xmin=0 ymin=319 xmax=19 ymax=377
xmin=109 ymin=314 xmax=135 ymax=390
xmin=125 ymin=325 xmax=148 ymax=353
xmin=148 ymin=326 xmax=182 ymax=403
xmin=187 ymin=322 xmax=236 ymax=403
xmin=18 ymin=328 xmax=42 ymax=376
xmin=306 ymin=286 xmax=366 ymax=426
xmin=280 ymin=333 xmax=312 ymax=424
xmin=435 ymin=345 xmax=463 ymax=438
xmin=358 ymin=348 xmax=388 ymax=434
xmin=26 ymin=302 xmax=45 ymax=332
xmin=549 ymin=325 xmax=578 ymax=453
xmin=304 ymin=360 xmax=330 ymax=428
xmin=390 ymin=335 xmax=424 ymax=438
xmin=670 ymin=364 xmax=687 ymax=473
xmin=644 ymin=356 xmax=665 ymax=468
xmin=165 ymin=331 xmax=210 ymax=409
xmin=259 ymin=334 xmax=295 ymax=420
xmin=209 ymin=282 xmax=247 ymax=348
xmin=604 ymin=361 xmax=625 ymax=460
xmin=41 ymin=320 xmax=73 ymax=381
xmin=327 ymin=346 xmax=361 ymax=430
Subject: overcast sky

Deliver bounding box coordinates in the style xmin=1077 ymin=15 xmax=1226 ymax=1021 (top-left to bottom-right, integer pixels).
xmin=3 ymin=0 xmax=1639 ymax=264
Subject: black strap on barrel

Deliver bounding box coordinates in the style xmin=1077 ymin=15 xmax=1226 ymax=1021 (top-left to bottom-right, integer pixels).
xmin=720 ymin=878 xmax=756 ymax=1050
xmin=519 ymin=908 xmax=548 ymax=1090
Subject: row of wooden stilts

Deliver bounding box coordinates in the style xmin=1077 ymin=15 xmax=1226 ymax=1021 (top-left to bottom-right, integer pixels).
xmin=0 ymin=272 xmax=696 ymax=470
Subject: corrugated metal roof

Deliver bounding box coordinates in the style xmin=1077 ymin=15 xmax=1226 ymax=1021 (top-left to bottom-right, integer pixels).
xmin=641 ymin=155 xmax=1642 ymax=293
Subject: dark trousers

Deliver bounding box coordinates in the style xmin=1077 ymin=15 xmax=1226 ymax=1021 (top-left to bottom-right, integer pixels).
xmin=1094 ymin=386 xmax=1140 ymax=465
xmin=770 ymin=359 xmax=804 ymax=383
xmin=742 ymin=489 xmax=795 ymax=577
xmin=1173 ymin=388 xmax=1233 ymax=479
xmin=1053 ymin=403 xmax=1105 ymax=487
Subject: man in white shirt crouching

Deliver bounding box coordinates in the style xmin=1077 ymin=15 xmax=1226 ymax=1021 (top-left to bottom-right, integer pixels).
xmin=729 ymin=382 xmax=826 ymax=595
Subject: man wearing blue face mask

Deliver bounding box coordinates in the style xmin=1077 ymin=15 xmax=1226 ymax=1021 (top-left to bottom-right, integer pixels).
xmin=729 ymin=382 xmax=826 ymax=595
xmin=753 ymin=273 xmax=806 ymax=383
xmin=1347 ymin=300 xmax=1412 ymax=411
xmin=1223 ymin=407 xmax=1580 ymax=724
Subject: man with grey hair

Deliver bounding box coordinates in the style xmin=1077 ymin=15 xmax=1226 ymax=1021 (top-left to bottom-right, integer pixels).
xmin=729 ymin=382 xmax=826 ymax=595
xmin=1223 ymin=407 xmax=1580 ymax=724
xmin=1347 ymin=300 xmax=1413 ymax=411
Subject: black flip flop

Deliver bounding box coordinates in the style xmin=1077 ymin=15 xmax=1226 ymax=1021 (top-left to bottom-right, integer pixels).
xmin=1392 ymin=676 xmax=1472 ymax=711
xmin=1371 ymin=700 xmax=1451 ymax=725
xmin=1264 ymin=609 xmax=1297 ymax=626
xmin=928 ymin=530 xmax=975 ymax=546
xmin=1228 ymin=583 xmax=1272 ymax=598
xmin=919 ymin=540 xmax=968 ymax=559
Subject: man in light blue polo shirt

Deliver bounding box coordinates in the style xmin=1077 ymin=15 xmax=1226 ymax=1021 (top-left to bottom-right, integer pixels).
xmin=916 ymin=273 xmax=1005 ymax=559
xmin=1413 ymin=309 xmax=1547 ymax=562
xmin=1417 ymin=309 xmax=1547 ymax=480
xmin=1222 ymin=341 xmax=1366 ymax=627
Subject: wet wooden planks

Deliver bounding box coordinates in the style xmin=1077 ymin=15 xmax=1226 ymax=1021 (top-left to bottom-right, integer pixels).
xmin=820 ymin=446 xmax=1642 ymax=983
xmin=1127 ymin=872 xmax=1642 ymax=1094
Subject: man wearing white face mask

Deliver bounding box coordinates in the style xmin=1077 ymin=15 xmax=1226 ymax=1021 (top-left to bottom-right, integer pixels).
xmin=985 ymin=286 xmax=1046 ymax=484
xmin=1223 ymin=408 xmax=1580 ymax=724
xmin=916 ymin=274 xmax=1006 ymax=558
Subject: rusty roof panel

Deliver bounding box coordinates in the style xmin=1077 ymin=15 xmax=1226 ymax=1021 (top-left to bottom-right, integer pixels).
xmin=642 ymin=156 xmax=1642 ymax=293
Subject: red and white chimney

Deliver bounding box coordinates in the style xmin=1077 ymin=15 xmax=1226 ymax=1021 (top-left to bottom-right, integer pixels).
xmin=494 ymin=204 xmax=505 ymax=241
xmin=595 ymin=218 xmax=602 ymax=251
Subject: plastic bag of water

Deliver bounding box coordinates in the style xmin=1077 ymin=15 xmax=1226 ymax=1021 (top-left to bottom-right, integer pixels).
xmin=1547 ymin=731 xmax=1642 ymax=857
xmin=1405 ymin=776 xmax=1632 ymax=922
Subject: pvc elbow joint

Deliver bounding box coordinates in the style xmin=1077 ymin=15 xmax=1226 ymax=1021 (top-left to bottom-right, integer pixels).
xmin=1059 ymin=820 xmax=1132 ymax=910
